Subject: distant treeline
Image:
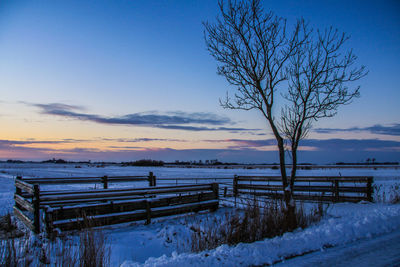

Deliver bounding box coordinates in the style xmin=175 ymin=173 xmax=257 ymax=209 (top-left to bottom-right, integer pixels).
xmin=4 ymin=159 xmax=93 ymax=164
xmin=172 ymin=160 xmax=228 ymax=166
xmin=41 ymin=158 xmax=91 ymax=164
xmin=2 ymin=158 xmax=399 ymax=166
xmin=335 ymin=162 xmax=399 ymax=165
xmin=122 ymin=159 xmax=164 ymax=167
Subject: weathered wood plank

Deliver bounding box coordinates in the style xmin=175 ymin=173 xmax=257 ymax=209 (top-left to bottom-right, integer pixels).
xmin=237 ymin=176 xmax=370 ymax=182
xmin=238 ymin=184 xmax=368 ymax=193
xmin=23 ymin=175 xmax=148 ymax=181
xmin=40 ymin=184 xmax=213 ymax=202
xmin=13 ymin=206 xmax=34 ymax=231
xmin=22 ymin=175 xmax=149 ymax=185
xmin=49 ymin=192 xmax=216 ymax=220
xmin=156 ymin=177 xmax=232 ymax=181
xmin=53 ymin=210 xmax=148 ymax=231
xmin=236 ymin=175 xmax=372 ymax=179
xmin=15 ymin=179 xmax=34 ymax=194
xmin=40 ymin=183 xmax=213 ymax=197
xmin=237 ymin=191 xmax=366 ymax=202
xmin=14 ymin=194 xmax=34 ymax=213
xmin=150 ymin=192 xmax=216 ymax=209
xmin=40 ymin=195 xmax=146 ymax=207
xmin=151 ymin=200 xmax=219 ymax=218
xmin=53 ymin=200 xmax=219 ymax=231
xmin=51 ymin=200 xmax=147 ymax=220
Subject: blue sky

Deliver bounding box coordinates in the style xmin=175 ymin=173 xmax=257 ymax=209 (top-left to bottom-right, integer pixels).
xmin=0 ymin=0 xmax=399 ymax=163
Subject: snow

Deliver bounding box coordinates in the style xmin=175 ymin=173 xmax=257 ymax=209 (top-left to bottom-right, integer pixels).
xmin=121 ymin=203 xmax=400 ymax=267
xmin=0 ymin=163 xmax=399 ymax=266
xmin=273 ymin=227 xmax=400 ymax=266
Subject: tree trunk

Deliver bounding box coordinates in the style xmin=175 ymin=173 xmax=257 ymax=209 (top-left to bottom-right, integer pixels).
xmin=276 ymin=137 xmax=297 ymax=230
xmin=290 ymin=143 xmax=298 ymax=188
xmin=286 ymin=144 xmax=298 ymax=230
xmin=266 ymin=111 xmax=297 ymax=230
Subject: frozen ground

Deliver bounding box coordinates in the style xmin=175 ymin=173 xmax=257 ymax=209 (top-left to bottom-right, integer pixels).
xmin=0 ymin=163 xmax=399 ymax=266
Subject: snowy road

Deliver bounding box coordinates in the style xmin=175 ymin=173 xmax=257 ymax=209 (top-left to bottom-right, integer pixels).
xmin=274 ymin=228 xmax=400 ymax=267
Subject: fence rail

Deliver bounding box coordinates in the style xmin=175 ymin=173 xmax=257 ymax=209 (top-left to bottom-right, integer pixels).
xmin=13 ymin=174 xmax=218 ymax=235
xmin=233 ymin=175 xmax=373 ymax=203
xmin=19 ymin=172 xmax=156 ymax=188
xmin=45 ymin=193 xmax=218 ymax=232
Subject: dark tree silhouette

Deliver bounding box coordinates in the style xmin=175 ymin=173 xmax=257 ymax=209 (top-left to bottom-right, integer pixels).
xmin=204 ymin=0 xmax=367 ymax=227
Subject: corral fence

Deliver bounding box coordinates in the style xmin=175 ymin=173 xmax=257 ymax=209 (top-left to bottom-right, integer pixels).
xmin=13 ymin=173 xmax=218 ymax=234
xmin=233 ymin=175 xmax=373 ymax=204
xmin=13 ymin=173 xmax=374 ymax=234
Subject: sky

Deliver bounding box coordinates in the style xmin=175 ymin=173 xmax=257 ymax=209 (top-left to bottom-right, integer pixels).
xmin=0 ymin=0 xmax=399 ymax=163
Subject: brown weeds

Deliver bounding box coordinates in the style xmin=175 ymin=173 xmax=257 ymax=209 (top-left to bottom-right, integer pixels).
xmin=190 ymin=199 xmax=325 ymax=252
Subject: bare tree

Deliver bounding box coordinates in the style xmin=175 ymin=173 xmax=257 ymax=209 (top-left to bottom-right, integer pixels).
xmin=204 ymin=0 xmax=367 ymax=227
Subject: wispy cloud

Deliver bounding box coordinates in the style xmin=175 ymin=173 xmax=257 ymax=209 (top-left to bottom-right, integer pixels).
xmin=204 ymin=138 xmax=400 ymax=152
xmin=101 ymin=138 xmax=187 ymax=143
xmin=315 ymin=123 xmax=400 ymax=137
xmin=0 ymin=139 xmax=89 ymax=146
xmin=301 ymin=138 xmax=400 ymax=151
xmin=205 ymin=139 xmax=276 ymax=148
xmin=26 ymin=103 xmax=260 ymax=132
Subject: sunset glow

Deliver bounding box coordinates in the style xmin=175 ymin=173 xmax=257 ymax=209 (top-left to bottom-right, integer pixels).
xmin=0 ymin=0 xmax=399 ymax=163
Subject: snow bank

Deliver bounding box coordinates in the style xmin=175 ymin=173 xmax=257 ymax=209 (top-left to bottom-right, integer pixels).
xmin=121 ymin=203 xmax=400 ymax=267
xmin=1 ymin=163 xmax=399 ymax=266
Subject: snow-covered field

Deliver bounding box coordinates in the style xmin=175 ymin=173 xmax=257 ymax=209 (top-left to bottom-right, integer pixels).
xmin=0 ymin=163 xmax=399 ymax=266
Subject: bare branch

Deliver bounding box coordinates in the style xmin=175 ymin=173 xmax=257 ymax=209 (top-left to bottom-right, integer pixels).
xmin=204 ymin=0 xmax=367 ymax=216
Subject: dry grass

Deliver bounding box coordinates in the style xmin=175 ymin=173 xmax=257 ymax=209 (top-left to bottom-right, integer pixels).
xmin=0 ymin=238 xmax=19 ymax=266
xmin=52 ymin=214 xmax=110 ymax=267
xmin=190 ymin=199 xmax=325 ymax=252
xmin=78 ymin=229 xmax=110 ymax=267
xmin=0 ymin=213 xmax=110 ymax=267
xmin=389 ymin=184 xmax=400 ymax=203
xmin=373 ymin=183 xmax=400 ymax=203
xmin=0 ymin=225 xmax=32 ymax=266
xmin=28 ymin=228 xmax=109 ymax=267
xmin=0 ymin=212 xmax=31 ymax=266
xmin=0 ymin=212 xmax=24 ymax=239
xmin=52 ymin=237 xmax=78 ymax=267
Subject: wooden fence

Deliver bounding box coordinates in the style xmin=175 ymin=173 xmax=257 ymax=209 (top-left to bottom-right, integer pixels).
xmin=44 ymin=183 xmax=218 ymax=234
xmin=19 ymin=172 xmax=156 ymax=189
xmin=14 ymin=174 xmax=218 ymax=234
xmin=233 ymin=175 xmax=373 ymax=203
xmin=13 ymin=172 xmax=374 ymax=234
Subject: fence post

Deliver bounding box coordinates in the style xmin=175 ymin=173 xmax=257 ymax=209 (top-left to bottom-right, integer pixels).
xmin=145 ymin=200 xmax=151 ymax=225
xmin=148 ymin=172 xmax=156 ymax=187
xmin=233 ymin=175 xmax=238 ymax=207
xmin=334 ymin=180 xmax=339 ymax=202
xmin=211 ymin=183 xmax=219 ymax=199
xmin=15 ymin=176 xmax=22 ymax=196
xmin=33 ymin=184 xmax=40 ymax=233
xmin=223 ymin=187 xmax=227 ymax=198
xmin=102 ymin=176 xmax=108 ymax=189
xmin=367 ymin=177 xmax=373 ymax=202
xmin=210 ymin=183 xmax=219 ymax=212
